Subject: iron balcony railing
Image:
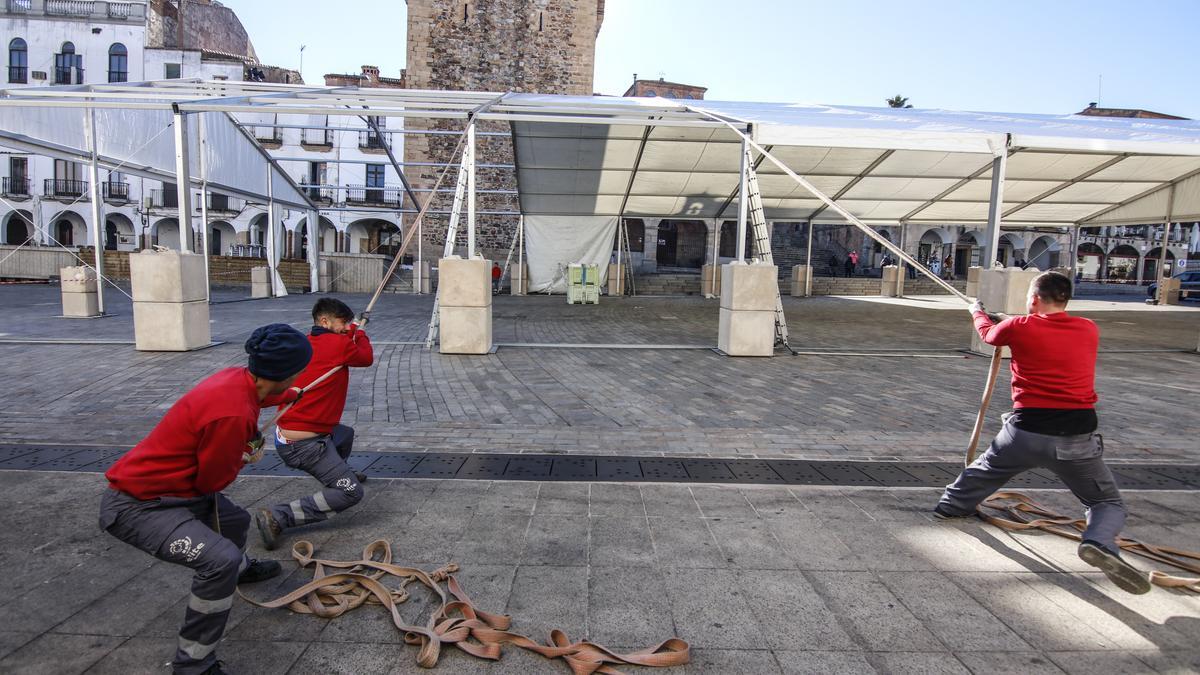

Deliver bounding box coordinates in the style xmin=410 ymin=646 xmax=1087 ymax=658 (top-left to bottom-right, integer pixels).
xmin=45 ymin=179 xmax=87 ymax=198
xmin=101 ymin=181 xmax=129 ymax=201
xmin=206 ymin=194 xmax=245 ymax=212
xmin=253 ymin=126 xmax=282 ymax=143
xmin=302 ymin=128 xmax=334 ymax=146
xmin=345 ymin=184 xmax=401 ymax=207
xmin=54 ymin=65 xmax=84 ymax=85
xmin=150 ymin=188 xmax=178 ymax=208
xmin=2 ymin=177 xmax=30 ymax=196
xmin=6 ymin=0 xmax=32 ymax=12
xmin=358 ymin=130 xmax=392 ymax=150
xmin=8 ymin=65 xmax=27 ymax=84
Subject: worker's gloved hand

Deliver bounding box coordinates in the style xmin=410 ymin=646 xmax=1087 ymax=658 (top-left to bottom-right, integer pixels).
xmin=243 ymin=433 xmax=266 ymax=464
xmin=354 ymin=312 xmax=369 ymax=328
xmin=968 ymin=300 xmax=985 ymax=315
xmin=289 ymin=386 xmax=304 ymax=404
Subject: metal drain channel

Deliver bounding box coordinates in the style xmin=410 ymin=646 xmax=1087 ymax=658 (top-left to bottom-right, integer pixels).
xmin=1 ymin=444 xmax=1199 ymax=490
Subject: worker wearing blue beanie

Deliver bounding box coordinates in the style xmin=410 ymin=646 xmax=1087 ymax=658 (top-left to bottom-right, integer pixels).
xmin=100 ymin=323 xmax=314 ymax=675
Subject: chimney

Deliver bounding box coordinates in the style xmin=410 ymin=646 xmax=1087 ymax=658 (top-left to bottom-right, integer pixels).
xmin=361 ymin=65 xmax=380 ymax=84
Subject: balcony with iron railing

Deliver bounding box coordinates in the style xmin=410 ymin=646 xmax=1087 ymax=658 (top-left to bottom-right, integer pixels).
xmin=54 ymin=65 xmax=84 ymax=85
xmin=5 ymin=0 xmax=31 ymax=13
xmin=8 ymin=65 xmax=27 ymax=84
xmin=205 ymin=193 xmax=245 ymax=212
xmin=358 ymin=130 xmax=392 ymax=151
xmin=252 ymin=126 xmax=282 ymax=146
xmin=101 ymin=181 xmax=129 ymax=202
xmin=149 ymin=188 xmax=178 ymax=209
xmin=45 ymin=178 xmax=87 ymax=199
xmin=2 ymin=177 xmax=30 ymax=197
xmin=345 ymin=184 xmax=402 ymax=208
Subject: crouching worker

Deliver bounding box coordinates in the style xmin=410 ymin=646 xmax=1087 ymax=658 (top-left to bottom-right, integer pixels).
xmin=935 ymin=271 xmax=1150 ymax=595
xmin=255 ymin=298 xmax=373 ymax=550
xmin=99 ymin=324 xmax=313 ymax=675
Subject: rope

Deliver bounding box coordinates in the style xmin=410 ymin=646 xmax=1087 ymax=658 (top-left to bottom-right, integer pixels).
xmin=240 ymin=539 xmax=690 ymax=673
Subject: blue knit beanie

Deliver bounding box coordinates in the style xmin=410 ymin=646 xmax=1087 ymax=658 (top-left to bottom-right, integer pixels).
xmin=245 ymin=323 xmax=312 ymax=381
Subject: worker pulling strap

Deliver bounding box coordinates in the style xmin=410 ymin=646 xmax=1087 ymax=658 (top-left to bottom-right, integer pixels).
xmin=241 ymin=539 xmax=691 ymax=673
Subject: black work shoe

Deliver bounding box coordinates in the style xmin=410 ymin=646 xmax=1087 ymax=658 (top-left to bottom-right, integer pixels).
xmin=238 ymin=558 xmax=281 ymax=585
xmin=196 ymin=660 xmax=231 ymax=675
xmin=255 ymin=508 xmax=282 ymax=551
xmin=354 ymin=471 xmax=368 ymax=484
xmin=933 ymin=504 xmax=972 ymax=521
xmin=1078 ymin=540 xmax=1152 ymax=595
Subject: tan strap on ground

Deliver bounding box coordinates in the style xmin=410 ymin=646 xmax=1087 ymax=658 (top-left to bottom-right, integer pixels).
xmin=240 ymin=540 xmax=690 ymax=673
xmin=979 ymin=491 xmax=1200 ymax=592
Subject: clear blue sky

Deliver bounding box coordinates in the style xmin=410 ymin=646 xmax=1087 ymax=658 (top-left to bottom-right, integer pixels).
xmin=223 ymin=0 xmax=1200 ymax=118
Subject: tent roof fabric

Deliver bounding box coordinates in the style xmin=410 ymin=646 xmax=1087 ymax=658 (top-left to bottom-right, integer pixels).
xmin=3 ymin=81 xmax=1199 ymax=225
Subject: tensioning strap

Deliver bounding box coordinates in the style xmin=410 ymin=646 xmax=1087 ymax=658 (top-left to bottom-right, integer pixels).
xmin=240 ymin=539 xmax=690 ymax=673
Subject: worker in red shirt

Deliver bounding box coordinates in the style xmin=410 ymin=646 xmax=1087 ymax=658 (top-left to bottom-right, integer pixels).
xmin=99 ymin=324 xmax=313 ymax=675
xmin=255 ymin=298 xmax=373 ymax=550
xmin=492 ymin=261 xmax=503 ymax=293
xmin=935 ymin=271 xmax=1150 ymax=595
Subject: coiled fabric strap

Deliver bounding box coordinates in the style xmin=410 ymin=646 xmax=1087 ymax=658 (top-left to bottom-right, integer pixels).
xmin=240 ymin=539 xmax=690 ymax=673
xmin=979 ymin=491 xmax=1200 ymax=593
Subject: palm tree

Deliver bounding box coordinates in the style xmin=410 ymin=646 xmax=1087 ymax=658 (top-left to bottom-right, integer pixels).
xmin=886 ymin=95 xmax=913 ymax=109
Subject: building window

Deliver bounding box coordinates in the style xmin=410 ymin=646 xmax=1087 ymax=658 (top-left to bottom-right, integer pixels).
xmin=55 ymin=42 xmax=81 ymax=85
xmin=645 ymin=89 xmax=656 ymax=97
xmin=164 ymin=63 xmax=181 ymax=79
xmin=108 ymin=43 xmax=128 ymax=83
xmin=8 ymin=38 xmax=27 ymax=84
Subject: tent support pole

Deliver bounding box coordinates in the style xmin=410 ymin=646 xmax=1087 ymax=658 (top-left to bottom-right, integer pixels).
xmin=467 ymin=122 xmax=476 ymax=258
xmin=198 ymin=114 xmax=211 ymax=302
xmin=416 ymin=216 xmax=423 ymax=294
xmin=517 ymin=214 xmax=524 ymax=295
xmin=171 ymin=107 xmax=194 ymax=253
xmin=1157 ymin=185 xmax=1176 ymax=287
xmin=266 ymin=163 xmax=280 ymax=298
xmin=982 ymin=149 xmax=1008 ymax=269
xmin=615 ymin=218 xmax=623 ymax=294
xmin=85 ymin=106 xmax=105 ymax=314
xmin=709 ymin=218 xmax=719 ymax=297
xmin=736 ymin=137 xmax=748 ymax=262
xmin=307 ymin=208 xmax=320 ymax=292
xmin=897 ymin=220 xmax=907 ymax=297
xmin=805 ymin=220 xmax=813 ymax=297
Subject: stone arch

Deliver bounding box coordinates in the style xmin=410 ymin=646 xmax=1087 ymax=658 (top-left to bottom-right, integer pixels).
xmin=152 ymin=217 xmax=180 ymax=250
xmin=1142 ymin=247 xmax=1177 ymax=282
xmin=2 ymin=210 xmax=34 ymax=245
xmin=997 ymin=232 xmax=1026 ymax=267
xmin=657 ymin=219 xmax=706 ymax=268
xmin=1076 ymin=242 xmax=1105 ymax=280
xmin=104 ymin=212 xmax=136 ymax=251
xmin=1106 ymin=244 xmax=1139 ymax=282
xmin=207 ymin=220 xmax=236 ymax=255
xmin=1026 ymin=235 xmax=1061 ymax=271
xmin=347 ymin=217 xmax=401 ymax=255
xmin=48 ymin=210 xmax=87 ymax=247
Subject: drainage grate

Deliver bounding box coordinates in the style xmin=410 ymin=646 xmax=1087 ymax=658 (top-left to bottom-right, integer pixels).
xmin=1 ymin=444 xmax=1198 ymax=491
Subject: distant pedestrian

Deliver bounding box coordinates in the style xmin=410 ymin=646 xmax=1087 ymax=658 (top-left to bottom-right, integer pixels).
xmin=930 ymin=257 xmax=942 ymax=277
xmin=943 ymin=255 xmax=955 ymax=280
xmin=846 ymin=250 xmax=858 ymax=277
xmin=881 ymin=253 xmax=894 ymax=268
xmin=491 ymin=262 xmax=502 ymax=293
xmin=828 ymin=254 xmax=840 ymax=276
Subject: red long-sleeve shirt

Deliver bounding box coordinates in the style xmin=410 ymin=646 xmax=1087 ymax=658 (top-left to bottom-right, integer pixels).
xmin=106 ymin=368 xmax=294 ymax=499
xmin=277 ymin=325 xmax=373 ymax=434
xmin=973 ymin=311 xmax=1099 ymax=410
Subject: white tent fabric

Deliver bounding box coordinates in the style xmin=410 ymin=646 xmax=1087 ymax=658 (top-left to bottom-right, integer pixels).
xmin=523 ymin=215 xmax=618 ymax=294
xmin=0 ymin=104 xmax=309 ymax=208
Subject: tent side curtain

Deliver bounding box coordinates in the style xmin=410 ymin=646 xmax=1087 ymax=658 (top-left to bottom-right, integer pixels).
xmin=0 ymin=104 xmax=309 ymax=208
xmin=523 ymin=215 xmax=618 ymax=294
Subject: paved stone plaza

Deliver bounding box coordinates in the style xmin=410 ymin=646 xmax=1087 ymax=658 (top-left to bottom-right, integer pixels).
xmin=0 ymin=283 xmax=1198 ymax=674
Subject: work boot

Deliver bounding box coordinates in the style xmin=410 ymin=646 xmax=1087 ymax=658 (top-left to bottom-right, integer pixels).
xmin=238 ymin=558 xmax=281 ymax=585
xmin=354 ymin=471 xmax=368 ymax=484
xmin=255 ymin=508 xmax=282 ymax=551
xmin=932 ymin=503 xmax=973 ymax=521
xmin=1078 ymin=540 xmax=1152 ymax=595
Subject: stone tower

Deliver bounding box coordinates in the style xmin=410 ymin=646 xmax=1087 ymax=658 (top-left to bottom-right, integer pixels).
xmin=403 ymin=0 xmax=605 ymax=256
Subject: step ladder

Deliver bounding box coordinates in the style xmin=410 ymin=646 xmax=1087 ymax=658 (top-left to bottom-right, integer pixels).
xmin=742 ymin=144 xmax=793 ymax=351
xmin=423 ymin=151 xmax=470 ymax=349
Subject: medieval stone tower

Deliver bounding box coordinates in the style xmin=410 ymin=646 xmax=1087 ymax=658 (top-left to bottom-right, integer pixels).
xmin=403 ymin=0 xmax=606 ymax=255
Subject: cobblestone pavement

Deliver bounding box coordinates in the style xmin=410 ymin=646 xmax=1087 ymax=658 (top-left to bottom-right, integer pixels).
xmin=2 ymin=471 xmax=1199 ymax=674
xmin=0 ymin=284 xmax=1197 ymax=464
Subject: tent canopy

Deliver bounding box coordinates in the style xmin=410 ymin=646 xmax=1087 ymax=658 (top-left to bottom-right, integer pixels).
xmin=2 ymin=80 xmax=1199 ymax=226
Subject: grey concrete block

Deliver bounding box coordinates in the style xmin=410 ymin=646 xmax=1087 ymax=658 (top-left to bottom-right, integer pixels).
xmin=133 ymin=299 xmax=211 ymax=351
xmin=61 ymin=290 xmax=100 ymax=317
xmin=129 ymin=249 xmax=206 ymax=303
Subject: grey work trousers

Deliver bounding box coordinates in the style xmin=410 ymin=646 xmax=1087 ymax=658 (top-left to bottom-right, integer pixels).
xmin=99 ymin=489 xmax=250 ymax=675
xmin=268 ymin=424 xmax=363 ymax=530
xmin=938 ymin=419 xmax=1126 ymax=552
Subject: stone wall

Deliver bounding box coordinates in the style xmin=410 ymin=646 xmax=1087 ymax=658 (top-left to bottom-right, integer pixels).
xmin=148 ymin=0 xmax=257 ymax=60
xmin=74 ymin=248 xmax=312 ymax=291
xmin=404 ymin=0 xmax=604 ymax=258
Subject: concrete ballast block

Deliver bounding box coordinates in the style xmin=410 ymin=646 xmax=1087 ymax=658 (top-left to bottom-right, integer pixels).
xmin=438 ymin=305 xmax=492 ymax=354
xmin=510 ymin=263 xmax=529 ymax=296
xmin=789 ymin=265 xmax=811 ymax=296
xmin=607 ymin=263 xmax=624 ymax=296
xmin=59 ymin=266 xmax=97 ymax=293
xmin=720 ymin=262 xmax=779 ymax=311
xmin=61 ymin=291 xmax=99 ymax=317
xmin=718 ymin=307 xmax=775 ymax=356
xmin=250 ymin=266 xmax=270 ymax=284
xmin=880 ymin=265 xmax=901 ymax=297
xmin=129 ymin=250 xmax=207 ymax=303
xmin=133 ymin=300 xmax=211 ymax=351
xmin=438 ymin=256 xmax=492 ymax=308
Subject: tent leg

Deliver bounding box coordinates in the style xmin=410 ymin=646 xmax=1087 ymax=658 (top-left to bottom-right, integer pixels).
xmin=982 ymin=152 xmax=1007 ymax=269
xmin=266 ymin=164 xmax=280 ymax=298
xmin=467 ymin=122 xmax=476 ymax=258
xmin=172 ymin=109 xmax=194 ymax=253
xmin=198 ymin=114 xmax=211 ymax=302
xmin=804 ymin=220 xmax=813 ymax=297
xmin=84 ymin=107 xmax=106 ymax=314
xmin=735 ymin=137 xmax=748 ymax=262
xmin=308 ymin=208 xmax=320 ymax=292
xmin=1157 ymin=185 xmax=1176 ymax=288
